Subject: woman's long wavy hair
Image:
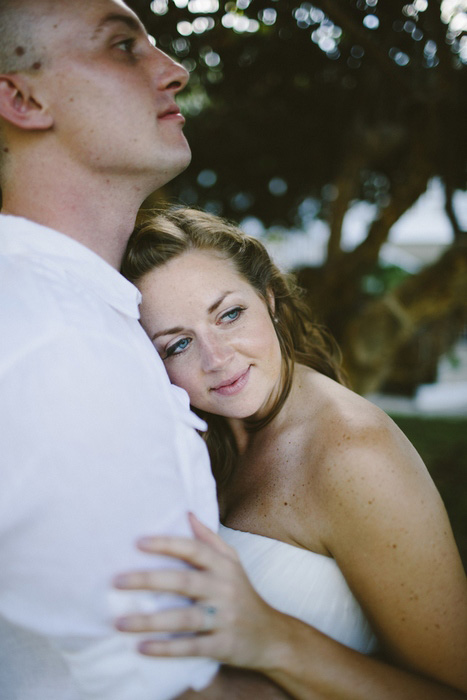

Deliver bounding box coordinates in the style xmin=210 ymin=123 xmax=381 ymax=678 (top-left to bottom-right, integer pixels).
xmin=122 ymin=207 xmax=347 ymax=490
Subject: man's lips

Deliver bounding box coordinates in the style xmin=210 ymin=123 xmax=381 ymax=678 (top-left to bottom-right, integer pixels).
xmin=210 ymin=367 xmax=251 ymax=396
xmin=158 ymin=104 xmax=185 ymax=123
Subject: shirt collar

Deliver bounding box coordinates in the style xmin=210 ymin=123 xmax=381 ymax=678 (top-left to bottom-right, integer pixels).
xmin=0 ymin=214 xmax=142 ymax=318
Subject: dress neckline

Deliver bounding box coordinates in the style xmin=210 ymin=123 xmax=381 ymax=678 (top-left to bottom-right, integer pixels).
xmin=219 ymin=523 xmax=334 ymax=561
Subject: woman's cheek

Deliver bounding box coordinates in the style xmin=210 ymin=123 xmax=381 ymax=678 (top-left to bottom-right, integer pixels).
xmin=167 ymin=363 xmax=199 ymax=403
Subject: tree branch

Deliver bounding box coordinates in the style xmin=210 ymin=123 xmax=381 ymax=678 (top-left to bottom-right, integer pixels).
xmin=341 ymin=246 xmax=467 ymax=393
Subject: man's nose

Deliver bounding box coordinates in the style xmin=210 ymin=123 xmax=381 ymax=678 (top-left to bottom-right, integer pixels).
xmin=201 ymin=334 xmax=235 ymax=372
xmin=152 ymin=47 xmax=189 ymax=93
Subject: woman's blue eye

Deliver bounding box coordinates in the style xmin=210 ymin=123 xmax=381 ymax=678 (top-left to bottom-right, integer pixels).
xmin=221 ymin=307 xmax=243 ymax=322
xmin=165 ymin=337 xmax=191 ymax=358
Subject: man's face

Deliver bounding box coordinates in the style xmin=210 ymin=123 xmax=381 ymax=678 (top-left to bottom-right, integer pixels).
xmin=36 ymin=0 xmax=191 ymax=189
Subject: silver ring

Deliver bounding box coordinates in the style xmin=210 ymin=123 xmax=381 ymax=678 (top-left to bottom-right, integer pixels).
xmin=199 ymin=603 xmax=217 ymax=632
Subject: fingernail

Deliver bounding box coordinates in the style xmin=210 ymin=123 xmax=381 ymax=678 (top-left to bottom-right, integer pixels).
xmin=115 ymin=616 xmax=131 ymax=630
xmin=113 ymin=574 xmax=130 ymax=588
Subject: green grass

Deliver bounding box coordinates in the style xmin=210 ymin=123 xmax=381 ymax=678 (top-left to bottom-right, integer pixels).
xmin=390 ymin=415 xmax=467 ymax=571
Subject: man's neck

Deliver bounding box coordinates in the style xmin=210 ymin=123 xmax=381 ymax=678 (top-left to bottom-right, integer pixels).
xmin=2 ymin=173 xmax=150 ymax=269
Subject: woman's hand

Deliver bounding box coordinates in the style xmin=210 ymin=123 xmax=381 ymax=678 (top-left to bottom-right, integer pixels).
xmin=113 ymin=513 xmax=467 ymax=700
xmin=113 ymin=514 xmax=284 ymax=670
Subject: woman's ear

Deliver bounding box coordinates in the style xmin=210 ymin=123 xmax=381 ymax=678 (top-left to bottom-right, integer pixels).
xmin=266 ymin=287 xmax=276 ymax=315
xmin=0 ymin=73 xmax=53 ymax=130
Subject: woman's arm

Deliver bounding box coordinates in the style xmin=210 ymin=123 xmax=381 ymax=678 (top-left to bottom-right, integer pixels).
xmin=175 ymin=666 xmax=293 ymax=699
xmin=114 ymin=502 xmax=467 ymax=700
xmin=314 ymin=415 xmax=467 ymax=696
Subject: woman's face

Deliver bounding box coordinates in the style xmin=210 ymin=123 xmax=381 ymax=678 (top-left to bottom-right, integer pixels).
xmin=138 ymin=249 xmax=283 ymax=421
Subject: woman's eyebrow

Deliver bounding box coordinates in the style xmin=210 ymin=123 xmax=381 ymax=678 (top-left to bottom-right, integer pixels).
xmin=208 ymin=292 xmax=233 ymax=314
xmin=150 ymin=292 xmax=235 ymax=341
xmin=151 ymin=326 xmax=183 ymax=342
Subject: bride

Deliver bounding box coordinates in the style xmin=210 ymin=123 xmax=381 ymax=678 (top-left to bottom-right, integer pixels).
xmin=116 ymin=207 xmax=467 ymax=699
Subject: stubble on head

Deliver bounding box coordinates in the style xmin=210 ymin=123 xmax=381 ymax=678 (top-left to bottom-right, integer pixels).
xmin=0 ymin=0 xmax=58 ymax=74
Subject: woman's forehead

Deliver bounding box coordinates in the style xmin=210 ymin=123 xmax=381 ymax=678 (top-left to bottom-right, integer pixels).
xmin=140 ymin=250 xmax=253 ymax=305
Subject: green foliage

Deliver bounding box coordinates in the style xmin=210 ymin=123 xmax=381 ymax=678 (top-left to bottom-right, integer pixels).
xmin=129 ymin=0 xmax=466 ymax=228
xmin=361 ymin=263 xmax=410 ymax=296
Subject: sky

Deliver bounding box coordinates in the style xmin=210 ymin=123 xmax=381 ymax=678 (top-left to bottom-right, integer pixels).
xmin=345 ymin=178 xmax=467 ymax=247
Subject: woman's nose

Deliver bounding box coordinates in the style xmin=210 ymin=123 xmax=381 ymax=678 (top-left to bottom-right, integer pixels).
xmin=201 ymin=334 xmax=234 ymax=371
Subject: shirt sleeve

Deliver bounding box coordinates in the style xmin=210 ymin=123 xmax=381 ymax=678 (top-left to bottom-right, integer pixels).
xmin=0 ymin=328 xmax=219 ymax=699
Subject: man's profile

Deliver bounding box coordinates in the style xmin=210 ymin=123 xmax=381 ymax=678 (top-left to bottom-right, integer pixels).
xmin=0 ymin=1 xmax=220 ymax=698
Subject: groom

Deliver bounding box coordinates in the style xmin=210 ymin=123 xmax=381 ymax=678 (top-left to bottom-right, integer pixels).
xmin=0 ymin=0 xmax=286 ymax=698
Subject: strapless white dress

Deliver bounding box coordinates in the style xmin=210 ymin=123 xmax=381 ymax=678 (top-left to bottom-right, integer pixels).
xmin=219 ymin=525 xmax=378 ymax=654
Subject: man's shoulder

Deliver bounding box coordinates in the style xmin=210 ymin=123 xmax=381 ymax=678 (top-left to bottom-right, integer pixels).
xmin=0 ymin=256 xmax=152 ymax=379
xmin=0 ymin=257 xmax=101 ymax=349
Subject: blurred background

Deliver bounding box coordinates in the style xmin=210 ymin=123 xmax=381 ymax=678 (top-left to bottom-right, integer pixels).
xmin=127 ymin=0 xmax=467 ymax=565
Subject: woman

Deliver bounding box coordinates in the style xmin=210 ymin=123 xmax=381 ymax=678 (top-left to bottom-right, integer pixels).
xmin=116 ymin=207 xmax=467 ymax=699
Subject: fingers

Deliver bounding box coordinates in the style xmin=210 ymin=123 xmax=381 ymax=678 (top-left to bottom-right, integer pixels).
xmin=115 ymin=609 xmax=225 ymax=659
xmin=138 ymin=634 xmax=216 ymax=659
xmin=111 ymin=523 xmax=273 ymax=668
xmin=135 ymin=531 xmax=238 ymax=571
xmin=135 ymin=536 xmax=217 ymax=570
xmin=116 ymin=604 xmax=209 ymax=635
xmin=114 ymin=567 xmax=208 ymax=598
xmin=188 ymin=513 xmax=235 ymax=558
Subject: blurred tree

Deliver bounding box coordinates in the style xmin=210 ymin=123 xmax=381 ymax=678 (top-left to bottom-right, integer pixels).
xmin=128 ymin=0 xmax=467 ymax=394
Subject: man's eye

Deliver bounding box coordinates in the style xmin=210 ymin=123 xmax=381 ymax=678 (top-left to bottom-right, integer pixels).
xmin=165 ymin=337 xmax=191 ymax=358
xmin=115 ymin=38 xmax=136 ymax=53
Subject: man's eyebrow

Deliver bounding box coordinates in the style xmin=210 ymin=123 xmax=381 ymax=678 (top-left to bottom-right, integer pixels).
xmin=92 ymin=12 xmax=147 ymax=39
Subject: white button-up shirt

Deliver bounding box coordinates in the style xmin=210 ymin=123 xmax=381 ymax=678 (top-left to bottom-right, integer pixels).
xmin=0 ymin=215 xmax=219 ymax=699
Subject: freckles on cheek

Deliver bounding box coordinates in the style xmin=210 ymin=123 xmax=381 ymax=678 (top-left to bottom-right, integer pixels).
xmin=165 ymin=365 xmax=188 ymax=391
xmin=168 ymin=367 xmax=200 ymax=404
xmin=258 ymin=325 xmax=282 ymax=371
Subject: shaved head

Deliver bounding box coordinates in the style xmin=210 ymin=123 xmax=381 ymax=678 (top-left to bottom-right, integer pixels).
xmin=0 ymin=1 xmax=54 ymax=74
xmin=1 ymin=0 xmax=85 ymax=73
xmin=0 ymin=0 xmax=61 ymax=183
xmin=0 ymin=0 xmax=134 ymax=74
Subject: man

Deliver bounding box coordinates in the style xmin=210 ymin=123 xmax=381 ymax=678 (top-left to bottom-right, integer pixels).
xmin=0 ymin=1 xmax=289 ymax=698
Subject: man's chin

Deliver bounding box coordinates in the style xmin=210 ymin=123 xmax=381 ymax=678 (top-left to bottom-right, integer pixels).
xmin=175 ymin=142 xmax=193 ymax=175
xmin=140 ymin=148 xmax=192 ymax=201
xmin=160 ymin=144 xmax=192 ymax=185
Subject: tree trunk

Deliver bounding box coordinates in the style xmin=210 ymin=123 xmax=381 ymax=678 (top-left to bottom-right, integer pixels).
xmin=340 ymin=244 xmax=467 ymax=394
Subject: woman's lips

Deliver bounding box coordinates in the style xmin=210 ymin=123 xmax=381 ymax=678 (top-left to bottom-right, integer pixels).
xmin=211 ymin=367 xmax=251 ymax=396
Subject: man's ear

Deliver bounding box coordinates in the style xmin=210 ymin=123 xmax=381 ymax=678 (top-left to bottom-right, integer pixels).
xmin=0 ymin=74 xmax=53 ymax=130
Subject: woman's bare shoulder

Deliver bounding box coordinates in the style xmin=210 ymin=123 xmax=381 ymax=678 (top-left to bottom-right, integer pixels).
xmin=295 ymin=366 xmax=419 ymax=472
xmin=295 ymin=366 xmax=440 ymax=528
xmin=296 ymin=369 xmax=467 ymax=689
